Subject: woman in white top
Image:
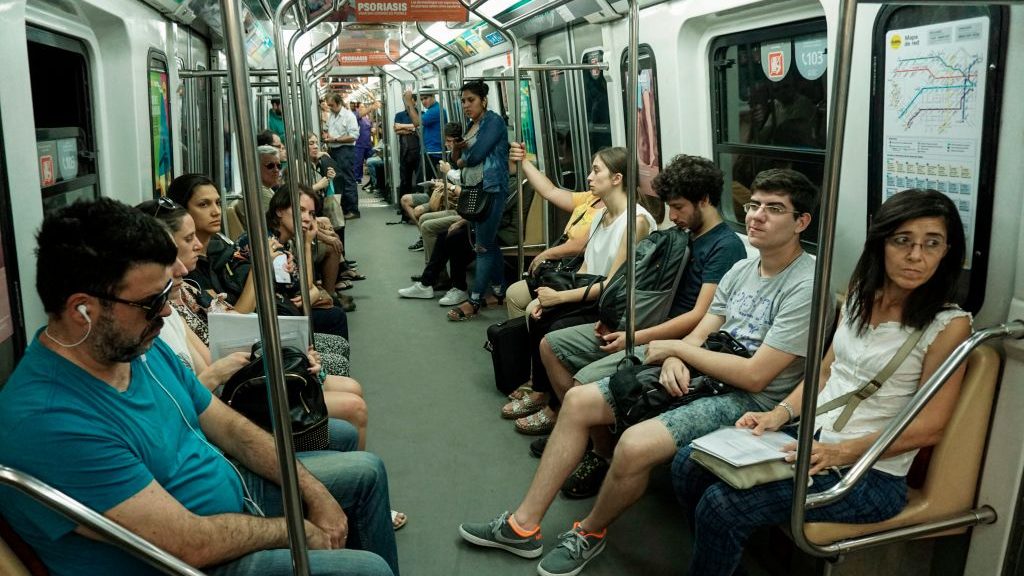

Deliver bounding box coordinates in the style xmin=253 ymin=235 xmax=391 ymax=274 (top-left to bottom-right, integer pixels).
xmin=673 ymin=188 xmax=971 ymax=576
xmin=512 ymin=147 xmax=657 ymax=435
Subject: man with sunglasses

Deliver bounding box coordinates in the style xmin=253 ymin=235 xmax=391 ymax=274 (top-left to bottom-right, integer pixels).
xmin=460 ymin=168 xmax=824 ymax=576
xmin=0 ymin=198 xmax=399 ymax=576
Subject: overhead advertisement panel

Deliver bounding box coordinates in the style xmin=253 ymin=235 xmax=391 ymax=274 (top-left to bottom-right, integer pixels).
xmin=337 ymin=37 xmax=399 ymax=67
xmin=323 ymin=0 xmax=468 ymax=22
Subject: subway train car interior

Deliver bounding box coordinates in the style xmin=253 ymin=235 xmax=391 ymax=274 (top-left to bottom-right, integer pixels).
xmin=0 ymin=0 xmax=1022 ymax=575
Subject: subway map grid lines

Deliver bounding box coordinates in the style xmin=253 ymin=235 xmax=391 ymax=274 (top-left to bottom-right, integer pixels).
xmin=888 ymin=48 xmax=980 ymax=133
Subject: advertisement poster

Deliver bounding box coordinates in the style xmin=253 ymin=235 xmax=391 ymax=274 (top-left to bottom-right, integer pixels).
xmin=636 ymin=67 xmax=660 ymax=197
xmin=149 ymin=70 xmax=173 ymax=197
xmin=326 ymin=0 xmax=467 ymax=22
xmin=882 ymin=16 xmax=988 ymax=267
xmin=337 ymin=37 xmax=399 ymax=67
xmin=519 ymin=80 xmax=537 ymax=161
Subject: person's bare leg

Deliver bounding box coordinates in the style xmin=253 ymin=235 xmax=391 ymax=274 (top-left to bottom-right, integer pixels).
xmin=321 ymin=241 xmax=341 ymax=292
xmin=511 ymin=384 xmax=615 ymax=530
xmin=324 ymin=374 xmax=363 ymax=397
xmin=400 ymin=194 xmax=419 ymax=224
xmin=579 ymin=420 xmax=676 ymax=532
xmin=324 ymin=391 xmax=368 ymax=450
xmin=539 ymin=337 xmax=575 ymax=403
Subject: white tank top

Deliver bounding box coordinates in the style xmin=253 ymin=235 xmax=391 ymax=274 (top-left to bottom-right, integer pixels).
xmin=582 ymin=206 xmax=656 ymax=277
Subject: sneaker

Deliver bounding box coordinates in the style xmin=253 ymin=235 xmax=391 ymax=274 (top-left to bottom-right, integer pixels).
xmin=560 ymin=451 xmax=609 ymax=499
xmin=458 ymin=511 xmax=543 ymax=559
xmin=536 ymin=522 xmax=606 ymax=576
xmin=398 ymin=282 xmax=433 ymax=299
xmin=408 ymin=238 xmax=424 ymax=251
xmin=439 ymin=287 xmax=469 ymax=306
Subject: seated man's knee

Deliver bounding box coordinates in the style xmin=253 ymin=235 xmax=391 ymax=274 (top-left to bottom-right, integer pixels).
xmin=561 ymin=384 xmax=608 ymax=423
xmin=613 ymin=421 xmax=677 ymax=470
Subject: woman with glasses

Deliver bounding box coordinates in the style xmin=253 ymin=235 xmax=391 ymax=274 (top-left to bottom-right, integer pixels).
xmin=672 ymin=188 xmax=971 ymax=576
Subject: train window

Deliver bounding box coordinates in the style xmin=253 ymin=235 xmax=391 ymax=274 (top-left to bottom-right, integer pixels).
xmin=148 ymin=50 xmax=174 ymax=197
xmin=869 ymin=5 xmax=1007 ymax=312
xmin=709 ymin=19 xmax=827 ymax=247
xmin=497 ymin=79 xmax=539 ymax=160
xmin=542 ymin=58 xmax=577 ymax=190
xmin=581 ymin=48 xmax=612 ymax=156
xmin=620 ymin=44 xmax=663 ymax=198
xmin=26 ymin=26 xmax=100 ymax=215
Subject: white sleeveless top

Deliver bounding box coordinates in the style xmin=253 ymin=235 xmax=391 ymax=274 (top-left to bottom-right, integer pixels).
xmin=582 ymin=206 xmax=656 ymax=277
xmin=158 ymin=306 xmax=194 ymax=372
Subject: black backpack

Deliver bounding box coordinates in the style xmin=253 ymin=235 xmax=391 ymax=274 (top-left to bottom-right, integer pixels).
xmin=204 ymin=233 xmax=251 ymax=304
xmin=597 ymin=227 xmax=691 ymax=331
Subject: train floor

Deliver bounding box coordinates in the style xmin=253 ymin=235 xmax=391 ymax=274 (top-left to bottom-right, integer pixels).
xmin=344 ymin=191 xmax=771 ymax=576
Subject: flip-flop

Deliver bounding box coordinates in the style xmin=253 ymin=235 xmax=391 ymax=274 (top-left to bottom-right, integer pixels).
xmin=391 ymin=510 xmax=407 ymax=531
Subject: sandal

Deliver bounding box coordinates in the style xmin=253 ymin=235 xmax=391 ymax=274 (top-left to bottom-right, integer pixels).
xmin=507 ymin=384 xmax=534 ymax=402
xmin=447 ymin=300 xmax=480 ymax=322
xmin=501 ymin=391 xmax=548 ymax=419
xmin=514 ymin=408 xmax=556 ymax=436
xmin=391 ymin=510 xmax=408 ymax=531
xmin=340 ymin=270 xmax=367 ymax=281
xmin=335 ymin=280 xmax=353 ymax=291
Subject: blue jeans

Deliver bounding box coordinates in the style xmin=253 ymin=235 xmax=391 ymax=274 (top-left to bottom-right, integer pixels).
xmin=366 ymin=156 xmax=383 ymax=189
xmin=671 ymin=444 xmax=907 ymax=576
xmin=469 ymin=187 xmax=506 ymax=301
xmin=209 ymin=419 xmax=399 ymax=576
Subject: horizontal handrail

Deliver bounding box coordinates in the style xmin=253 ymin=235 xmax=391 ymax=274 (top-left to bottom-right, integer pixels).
xmin=817 ymin=506 xmax=997 ymax=556
xmin=806 ymin=320 xmax=1024 ymax=510
xmin=0 ymin=466 xmax=204 ymax=576
xmin=520 ymin=63 xmax=608 ymax=72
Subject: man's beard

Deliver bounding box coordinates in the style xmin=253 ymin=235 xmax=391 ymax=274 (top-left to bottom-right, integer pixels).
xmin=90 ymin=313 xmax=163 ymax=363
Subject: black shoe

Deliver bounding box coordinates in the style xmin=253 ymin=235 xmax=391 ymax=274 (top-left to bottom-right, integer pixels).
xmin=561 ymin=451 xmax=609 ymax=499
xmin=411 ymin=275 xmax=423 ymax=282
xmin=408 ymin=238 xmax=424 ymax=251
xmin=529 ymin=437 xmax=548 ymax=458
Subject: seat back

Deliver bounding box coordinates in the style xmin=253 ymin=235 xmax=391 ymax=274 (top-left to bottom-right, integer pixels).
xmin=916 ymin=344 xmax=999 ymax=515
xmin=224 ymin=200 xmax=247 ymax=242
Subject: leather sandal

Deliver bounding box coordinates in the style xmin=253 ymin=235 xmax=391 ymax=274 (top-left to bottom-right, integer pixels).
xmin=447 ymin=300 xmax=480 ymax=321
xmin=514 ymin=408 xmax=556 ymax=436
xmin=501 ymin=392 xmax=548 ymax=419
xmin=507 ymin=384 xmax=533 ymax=402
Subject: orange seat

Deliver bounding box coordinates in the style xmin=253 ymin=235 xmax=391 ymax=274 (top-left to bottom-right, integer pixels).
xmin=803 ymin=345 xmax=1000 ymax=545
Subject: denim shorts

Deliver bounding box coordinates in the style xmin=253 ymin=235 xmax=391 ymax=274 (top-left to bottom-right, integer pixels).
xmin=594 ymin=376 xmax=762 ymax=447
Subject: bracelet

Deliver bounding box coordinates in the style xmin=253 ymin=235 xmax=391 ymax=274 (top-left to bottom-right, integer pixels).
xmin=777 ymin=401 xmax=795 ymax=424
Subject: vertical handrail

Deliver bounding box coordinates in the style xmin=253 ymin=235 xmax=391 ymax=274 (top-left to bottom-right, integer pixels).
xmin=211 ymin=49 xmax=227 ymax=196
xmin=0 ymin=466 xmax=206 ymax=576
xmin=272 ymin=0 xmax=316 ymax=324
xmin=403 ymin=24 xmax=446 ymax=170
xmin=623 ymin=0 xmax=639 ymax=356
xmin=286 ymin=10 xmax=338 ymax=184
xmin=378 ymin=72 xmax=391 ymax=198
xmin=788 ymin=0 xmax=857 ymax=557
xmin=219 ymin=1 xmax=312 ymax=574
xmin=298 ymin=22 xmax=346 ymax=172
xmin=460 ymin=0 xmax=526 ymax=277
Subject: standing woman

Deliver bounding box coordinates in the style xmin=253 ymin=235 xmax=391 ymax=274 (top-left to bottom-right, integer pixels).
xmin=672 ymin=189 xmax=971 ymax=576
xmin=447 ymin=81 xmax=511 ymax=321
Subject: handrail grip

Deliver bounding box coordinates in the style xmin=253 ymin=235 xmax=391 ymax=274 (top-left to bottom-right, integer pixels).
xmin=806 ymin=321 xmax=1024 ymax=510
xmin=0 ymin=466 xmax=205 ymax=576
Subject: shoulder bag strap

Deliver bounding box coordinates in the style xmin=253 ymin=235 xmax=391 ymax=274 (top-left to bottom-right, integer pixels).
xmin=815 ymin=328 xmax=925 ymax=432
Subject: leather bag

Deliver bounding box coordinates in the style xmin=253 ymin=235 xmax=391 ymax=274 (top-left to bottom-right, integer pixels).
xmin=221 ymin=343 xmax=329 ymax=451
xmin=608 ymin=331 xmax=750 ymax=429
xmin=456 ymin=182 xmax=493 ymax=222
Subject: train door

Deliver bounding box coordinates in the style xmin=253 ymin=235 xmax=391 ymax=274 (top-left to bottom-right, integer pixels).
xmin=571 ymin=23 xmax=612 ymax=163
xmin=27 ymin=26 xmax=101 ymax=215
xmin=0 ymin=110 xmax=26 ymax=387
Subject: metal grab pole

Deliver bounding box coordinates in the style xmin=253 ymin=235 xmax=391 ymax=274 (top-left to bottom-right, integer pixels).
xmin=460 ymin=0 xmax=525 ymax=277
xmin=623 ymin=0 xmax=639 ymax=356
xmin=519 ymin=62 xmax=609 ymax=72
xmin=287 ymin=11 xmax=338 ymax=186
xmin=0 ymin=467 xmax=206 ymax=576
xmin=273 ymin=0 xmax=314 ymax=324
xmin=808 ymin=321 xmax=1024 ymax=510
xmin=416 ymin=22 xmax=465 ymax=91
xmin=388 ymin=49 xmax=425 ymax=179
xmin=179 ymin=68 xmax=296 ymax=78
xmin=220 ymin=1 xmax=311 ymax=574
xmin=298 ymin=22 xmax=346 ymax=171
xmin=788 ymin=0 xmax=857 ymax=558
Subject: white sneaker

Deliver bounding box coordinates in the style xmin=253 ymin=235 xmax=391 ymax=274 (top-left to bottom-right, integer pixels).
xmin=438 ymin=288 xmax=469 ymax=306
xmin=398 ymin=282 xmax=434 ymax=299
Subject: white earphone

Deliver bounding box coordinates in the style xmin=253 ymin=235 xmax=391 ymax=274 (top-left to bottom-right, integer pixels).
xmin=45 ymin=304 xmax=92 ymax=347
xmin=76 ymin=304 xmax=91 ymax=323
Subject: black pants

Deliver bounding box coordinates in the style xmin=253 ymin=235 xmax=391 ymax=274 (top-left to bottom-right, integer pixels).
xmin=398 ymin=147 xmax=421 ymax=201
xmin=421 ymin=226 xmax=472 ymax=291
xmin=312 ymin=306 xmax=349 ymax=341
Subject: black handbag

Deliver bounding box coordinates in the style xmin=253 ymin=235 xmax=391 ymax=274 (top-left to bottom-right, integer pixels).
xmin=221 ymin=343 xmax=330 ymax=451
xmin=456 ymin=182 xmax=493 ymax=222
xmin=608 ymin=331 xmax=751 ymax=429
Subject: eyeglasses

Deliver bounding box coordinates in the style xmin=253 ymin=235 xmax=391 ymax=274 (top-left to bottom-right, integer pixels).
xmin=886 ymin=234 xmax=947 ymax=256
xmin=263 ymin=162 xmax=283 ymax=170
xmin=86 ymin=279 xmax=174 ymax=321
xmin=742 ymin=202 xmax=802 ymax=216
xmin=152 ymin=196 xmax=180 ymax=218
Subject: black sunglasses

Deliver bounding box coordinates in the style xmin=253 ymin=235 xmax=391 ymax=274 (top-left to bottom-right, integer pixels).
xmin=152 ymin=196 xmax=181 ymax=218
xmin=263 ymin=162 xmax=283 ymax=170
xmin=86 ymin=279 xmax=174 ymax=321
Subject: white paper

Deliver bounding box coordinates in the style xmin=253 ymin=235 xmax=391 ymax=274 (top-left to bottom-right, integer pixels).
xmin=690 ymin=427 xmax=794 ymax=468
xmin=207 ymin=312 xmax=310 ymax=361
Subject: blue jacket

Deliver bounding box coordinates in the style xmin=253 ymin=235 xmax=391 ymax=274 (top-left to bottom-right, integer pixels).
xmin=462 ymin=110 xmax=509 ymax=195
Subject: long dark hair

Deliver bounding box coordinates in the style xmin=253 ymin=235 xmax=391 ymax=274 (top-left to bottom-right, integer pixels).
xmin=167 ymin=173 xmax=217 ymax=207
xmin=847 ymin=188 xmax=965 ymax=333
xmin=266 ymin=185 xmax=316 ymax=232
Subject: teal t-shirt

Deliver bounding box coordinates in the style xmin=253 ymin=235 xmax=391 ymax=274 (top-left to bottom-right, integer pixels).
xmin=0 ymin=333 xmax=244 ymax=575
